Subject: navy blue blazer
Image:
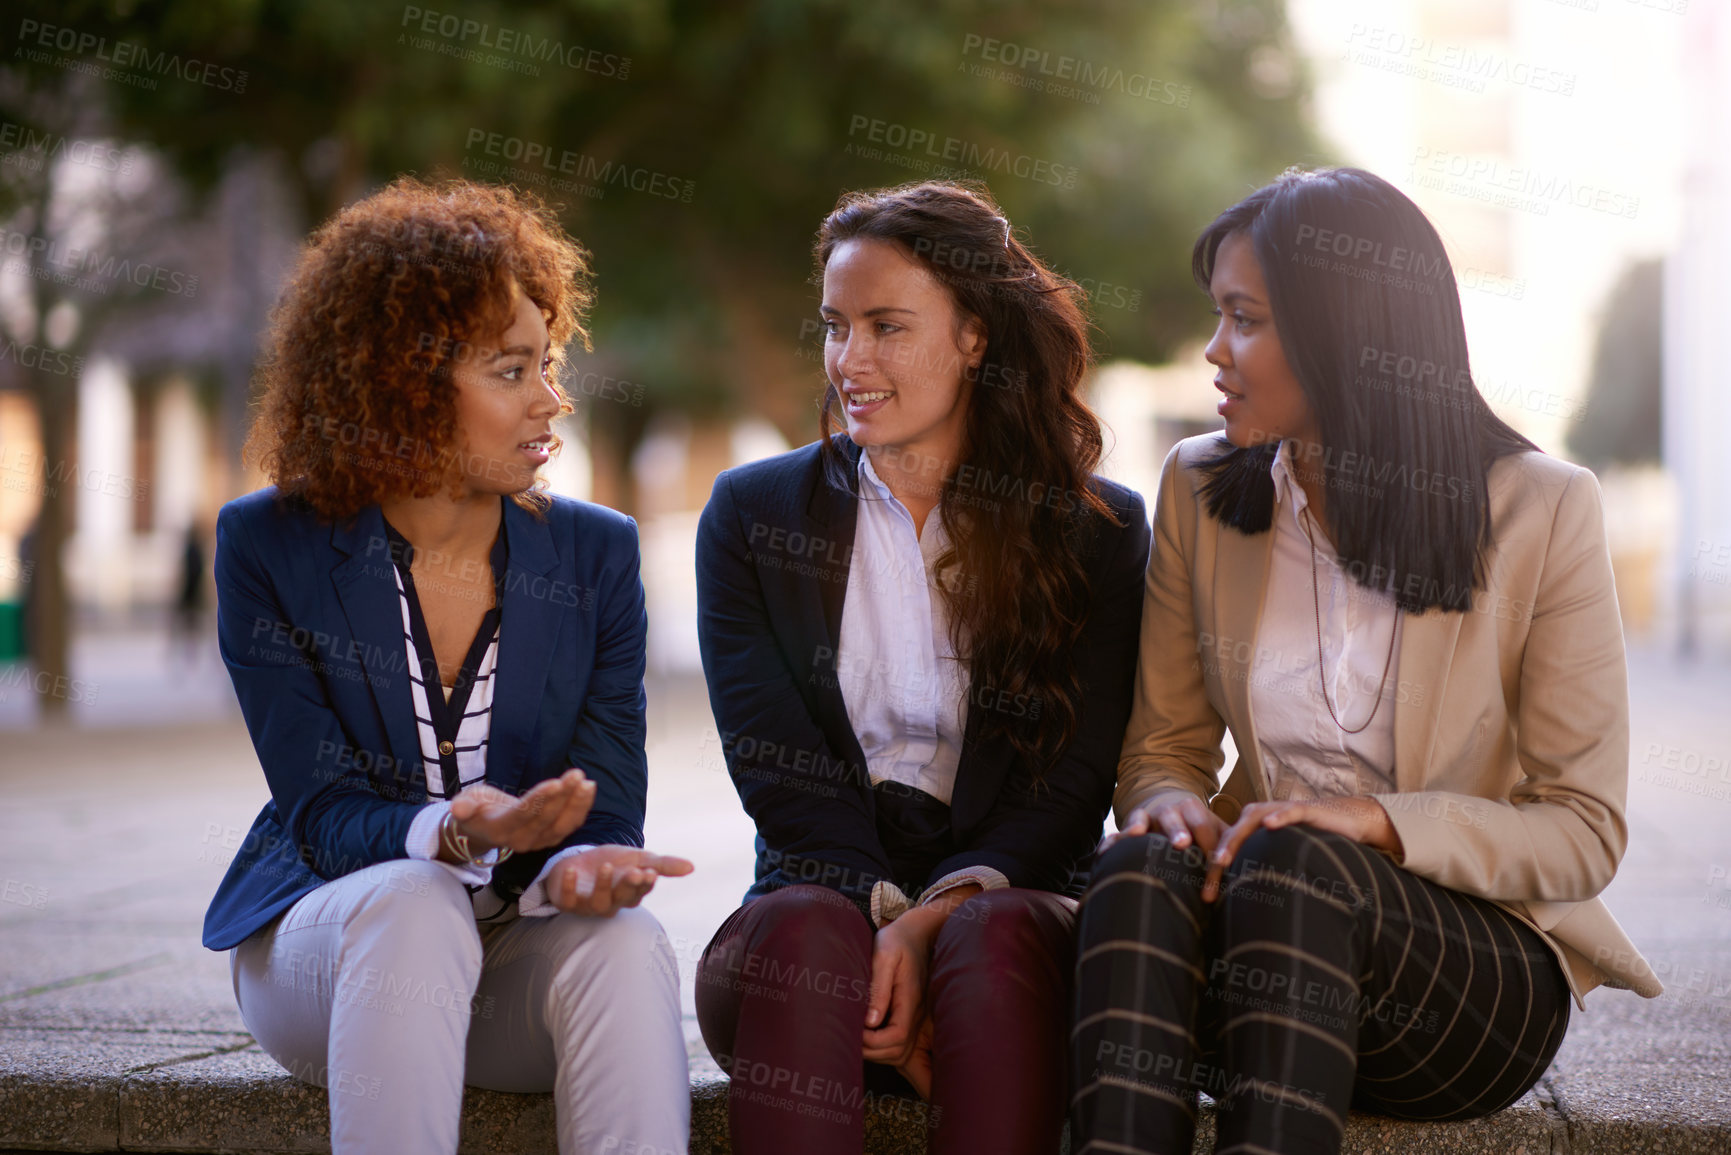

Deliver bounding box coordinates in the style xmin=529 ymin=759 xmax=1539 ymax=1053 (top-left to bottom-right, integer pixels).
xmin=696 ymin=438 xmax=1151 ymax=917
xmin=202 ymin=488 xmax=648 ymax=951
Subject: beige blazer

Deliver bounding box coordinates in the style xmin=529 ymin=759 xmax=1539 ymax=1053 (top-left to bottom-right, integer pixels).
xmin=1116 ymin=433 xmax=1662 ymax=1006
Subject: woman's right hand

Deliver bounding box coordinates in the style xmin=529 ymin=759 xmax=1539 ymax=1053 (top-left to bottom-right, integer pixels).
xmin=446 ymin=769 xmax=597 ymax=858
xmin=1100 ymin=788 xmax=1225 ymax=858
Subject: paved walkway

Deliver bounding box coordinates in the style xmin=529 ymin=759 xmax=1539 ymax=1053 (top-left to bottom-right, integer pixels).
xmin=0 ymin=669 xmax=749 ymax=1076
xmin=1 ymin=643 xmax=1728 ymax=1151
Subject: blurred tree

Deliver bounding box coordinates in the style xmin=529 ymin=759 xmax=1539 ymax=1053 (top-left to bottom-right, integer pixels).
xmin=1 ymin=0 xmax=1323 ymax=710
xmin=27 ymin=0 xmax=1322 ymax=496
xmin=0 ymin=64 xmax=193 ymax=718
xmin=1568 ymin=258 xmax=1662 ymax=468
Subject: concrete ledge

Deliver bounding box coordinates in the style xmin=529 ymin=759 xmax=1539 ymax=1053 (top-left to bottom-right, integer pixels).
xmin=5 ymin=673 xmax=1727 ymax=1153
xmin=6 ymin=1044 xmax=1730 ymax=1154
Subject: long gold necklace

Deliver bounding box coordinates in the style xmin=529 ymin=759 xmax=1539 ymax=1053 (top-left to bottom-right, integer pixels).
xmin=1300 ymin=507 xmax=1397 ymax=735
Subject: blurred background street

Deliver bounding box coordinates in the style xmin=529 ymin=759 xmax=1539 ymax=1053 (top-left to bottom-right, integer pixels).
xmin=1 ymin=0 xmax=1729 ymax=1143
xmin=1 ymin=0 xmax=1728 ymax=709
xmin=2 ymin=641 xmax=1728 ymax=1119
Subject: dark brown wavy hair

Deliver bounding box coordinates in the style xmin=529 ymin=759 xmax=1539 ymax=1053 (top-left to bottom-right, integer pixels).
xmin=815 ymin=180 xmax=1117 ymax=781
xmin=244 ymin=176 xmax=594 ymax=521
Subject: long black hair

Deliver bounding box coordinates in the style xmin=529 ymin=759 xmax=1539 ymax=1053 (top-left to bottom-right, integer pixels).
xmin=1194 ymin=166 xmax=1537 ymax=614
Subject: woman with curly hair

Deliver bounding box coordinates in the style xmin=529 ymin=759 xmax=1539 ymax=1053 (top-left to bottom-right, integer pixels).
xmin=202 ymin=177 xmax=693 ymax=1155
xmin=693 ymin=180 xmax=1152 ymax=1153
xmin=1070 ymin=167 xmax=1660 ymax=1154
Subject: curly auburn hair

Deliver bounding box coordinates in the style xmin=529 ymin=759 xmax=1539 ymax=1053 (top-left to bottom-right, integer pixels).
xmin=244 ymin=176 xmax=594 ymax=521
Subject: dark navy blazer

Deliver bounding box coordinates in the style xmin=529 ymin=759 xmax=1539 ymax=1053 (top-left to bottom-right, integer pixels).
xmin=696 ymin=438 xmax=1151 ymax=917
xmin=202 ymin=488 xmax=648 ymax=951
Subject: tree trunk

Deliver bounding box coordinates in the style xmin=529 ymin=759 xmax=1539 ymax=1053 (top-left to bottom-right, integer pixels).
xmin=586 ymin=395 xmax=652 ymax=517
xmin=25 ymin=369 xmax=75 ymax=722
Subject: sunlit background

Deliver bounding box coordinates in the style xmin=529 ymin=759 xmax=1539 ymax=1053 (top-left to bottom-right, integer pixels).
xmin=0 ymin=0 xmax=1723 ymax=730
xmin=0 ymin=0 xmax=1727 ymax=1105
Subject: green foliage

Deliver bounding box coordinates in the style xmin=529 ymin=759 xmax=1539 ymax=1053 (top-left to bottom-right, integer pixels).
xmin=5 ymin=0 xmax=1325 ymax=431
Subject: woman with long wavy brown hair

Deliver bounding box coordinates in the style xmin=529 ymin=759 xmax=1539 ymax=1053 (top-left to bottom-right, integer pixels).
xmin=693 ymin=180 xmax=1152 ymax=1154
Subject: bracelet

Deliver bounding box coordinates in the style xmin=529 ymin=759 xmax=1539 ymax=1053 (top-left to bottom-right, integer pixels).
xmin=440 ymin=810 xmax=512 ymax=866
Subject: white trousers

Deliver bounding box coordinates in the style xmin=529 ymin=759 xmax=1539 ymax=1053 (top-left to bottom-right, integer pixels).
xmin=229 ymin=859 xmax=689 ymax=1155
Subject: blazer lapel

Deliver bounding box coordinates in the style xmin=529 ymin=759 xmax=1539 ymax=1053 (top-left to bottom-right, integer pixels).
xmin=800 ymin=439 xmax=876 ymax=800
xmin=489 ymin=499 xmax=561 ymax=796
xmin=1393 ymin=606 xmax=1465 ymax=793
xmin=807 ymin=438 xmax=861 ymax=652
xmin=1211 ymin=518 xmax=1278 ymax=801
xmin=330 ymin=507 xmax=426 ymax=800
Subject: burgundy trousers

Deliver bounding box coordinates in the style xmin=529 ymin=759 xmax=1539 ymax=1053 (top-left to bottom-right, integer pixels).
xmin=695 ymin=883 xmax=1076 ymax=1155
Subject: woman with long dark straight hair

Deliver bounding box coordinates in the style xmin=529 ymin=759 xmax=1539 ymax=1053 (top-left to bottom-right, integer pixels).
xmin=1070 ymin=167 xmax=1660 ymax=1154
xmin=694 ymin=181 xmax=1151 ymax=1153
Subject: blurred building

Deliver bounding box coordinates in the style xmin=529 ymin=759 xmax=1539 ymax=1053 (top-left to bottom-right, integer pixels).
xmin=1091 ymin=347 xmax=1220 ymax=509
xmin=1277 ymin=0 xmax=1712 ymax=649
xmin=631 ymin=415 xmax=790 ymax=674
xmin=0 ymin=154 xmax=302 ymax=623
xmin=1663 ymin=4 xmax=1731 ymax=655
xmin=5 ymin=0 xmax=1725 ymax=678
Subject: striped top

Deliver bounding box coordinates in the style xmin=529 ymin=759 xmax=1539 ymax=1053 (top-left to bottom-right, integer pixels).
xmin=381 ymin=516 xmax=508 ymax=801
xmin=383 ymin=510 xmax=555 ymax=924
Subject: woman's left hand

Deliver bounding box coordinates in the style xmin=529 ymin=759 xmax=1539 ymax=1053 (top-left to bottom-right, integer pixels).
xmin=1202 ymin=796 xmax=1402 ymax=902
xmin=548 ymin=845 xmax=695 ymax=917
xmin=862 ymin=907 xmax=942 ymax=1067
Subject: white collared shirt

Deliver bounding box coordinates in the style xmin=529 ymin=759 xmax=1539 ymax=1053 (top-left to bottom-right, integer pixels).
xmin=836 ymin=451 xmax=971 ymax=806
xmin=1249 ymin=440 xmax=1402 ymax=799
xmin=837 ymin=452 xmax=1008 ymax=924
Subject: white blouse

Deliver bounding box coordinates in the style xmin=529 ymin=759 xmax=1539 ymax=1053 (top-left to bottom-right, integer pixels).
xmin=835 ymin=452 xmax=1008 ymax=925
xmin=1248 ymin=440 xmax=1403 ymax=800
xmin=836 ymin=451 xmax=970 ymax=806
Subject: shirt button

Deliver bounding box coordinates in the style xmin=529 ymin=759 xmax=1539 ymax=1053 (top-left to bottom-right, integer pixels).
xmin=438 ymin=740 xmax=455 ymax=756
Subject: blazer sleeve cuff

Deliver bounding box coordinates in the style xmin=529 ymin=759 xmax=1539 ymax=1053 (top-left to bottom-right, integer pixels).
xmin=517 ymin=845 xmax=597 ymax=917
xmin=918 ymin=866 xmax=1009 ymax=907
xmin=869 ymin=879 xmax=913 ymax=928
xmin=406 ymin=801 xmax=498 ymax=888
